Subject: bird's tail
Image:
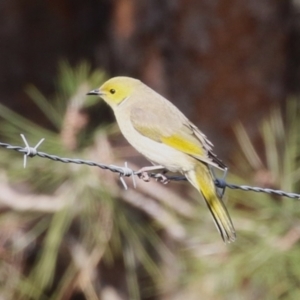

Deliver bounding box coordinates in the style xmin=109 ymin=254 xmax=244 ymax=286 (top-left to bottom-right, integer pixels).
xmin=186 ymin=162 xmax=236 ymax=243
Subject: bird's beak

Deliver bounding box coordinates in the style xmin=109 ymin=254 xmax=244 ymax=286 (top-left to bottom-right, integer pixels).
xmin=86 ymin=89 xmax=102 ymax=96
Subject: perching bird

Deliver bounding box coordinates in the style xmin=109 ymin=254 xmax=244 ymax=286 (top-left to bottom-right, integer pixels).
xmin=87 ymin=77 xmax=236 ymax=242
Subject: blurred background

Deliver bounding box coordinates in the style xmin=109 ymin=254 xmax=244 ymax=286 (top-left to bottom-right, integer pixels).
xmin=0 ymin=0 xmax=300 ymax=299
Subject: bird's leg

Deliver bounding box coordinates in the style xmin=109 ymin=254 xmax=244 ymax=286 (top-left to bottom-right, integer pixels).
xmin=137 ymin=165 xmax=166 ymax=182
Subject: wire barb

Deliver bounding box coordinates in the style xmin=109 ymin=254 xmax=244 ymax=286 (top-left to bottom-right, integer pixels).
xmin=20 ymin=134 xmax=45 ymax=168
xmin=119 ymin=175 xmax=128 ymax=190
xmin=118 ymin=162 xmax=136 ymax=190
xmin=211 ymin=166 xmax=228 ymax=198
xmin=0 ymin=137 xmax=299 ymax=200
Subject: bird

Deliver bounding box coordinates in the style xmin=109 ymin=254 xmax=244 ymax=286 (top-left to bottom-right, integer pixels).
xmin=87 ymin=77 xmax=236 ymax=242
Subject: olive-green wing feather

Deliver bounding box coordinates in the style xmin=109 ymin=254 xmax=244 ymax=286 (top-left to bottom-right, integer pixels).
xmin=130 ymin=106 xmax=226 ymax=169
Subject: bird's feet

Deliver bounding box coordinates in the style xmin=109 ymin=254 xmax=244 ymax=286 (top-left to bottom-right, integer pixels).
xmin=137 ymin=165 xmax=169 ymax=184
xmin=139 ymin=171 xmax=150 ymax=182
xmin=154 ymin=172 xmax=170 ymax=184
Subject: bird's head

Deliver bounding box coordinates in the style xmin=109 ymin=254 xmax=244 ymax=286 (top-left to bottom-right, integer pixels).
xmin=87 ymin=76 xmax=140 ymax=108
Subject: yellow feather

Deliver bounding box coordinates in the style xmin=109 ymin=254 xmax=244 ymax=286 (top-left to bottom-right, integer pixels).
xmin=161 ymin=134 xmax=205 ymax=157
xmin=186 ymin=163 xmax=236 ymax=242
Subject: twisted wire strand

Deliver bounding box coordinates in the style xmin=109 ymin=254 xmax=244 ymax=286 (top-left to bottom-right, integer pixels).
xmin=0 ymin=139 xmax=299 ymax=200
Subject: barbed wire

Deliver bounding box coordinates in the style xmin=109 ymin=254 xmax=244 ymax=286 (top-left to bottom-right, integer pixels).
xmin=0 ymin=135 xmax=299 ymax=200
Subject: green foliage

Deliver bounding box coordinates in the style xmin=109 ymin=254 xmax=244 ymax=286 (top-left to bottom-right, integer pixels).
xmin=0 ymin=62 xmax=300 ymax=300
xmin=196 ymin=101 xmax=300 ymax=300
xmin=0 ymin=62 xmax=167 ymax=300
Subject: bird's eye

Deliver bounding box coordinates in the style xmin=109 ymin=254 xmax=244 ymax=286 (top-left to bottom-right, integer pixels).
xmin=110 ymin=89 xmax=116 ymax=94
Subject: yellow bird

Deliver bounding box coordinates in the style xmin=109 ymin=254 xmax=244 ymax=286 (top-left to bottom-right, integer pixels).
xmin=87 ymin=77 xmax=236 ymax=242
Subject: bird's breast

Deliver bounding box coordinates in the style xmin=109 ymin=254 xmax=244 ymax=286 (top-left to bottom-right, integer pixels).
xmin=114 ymin=110 xmax=194 ymax=173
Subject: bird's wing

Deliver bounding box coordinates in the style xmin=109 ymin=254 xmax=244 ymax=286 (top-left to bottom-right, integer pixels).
xmin=188 ymin=123 xmax=227 ymax=169
xmin=130 ymin=106 xmax=226 ymax=170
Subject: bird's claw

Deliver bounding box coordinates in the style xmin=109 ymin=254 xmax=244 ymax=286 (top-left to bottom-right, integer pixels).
xmin=137 ymin=168 xmax=170 ymax=184
xmin=155 ymin=173 xmax=170 ymax=184
xmin=139 ymin=171 xmax=150 ymax=182
xmin=137 ymin=165 xmax=166 ymax=182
